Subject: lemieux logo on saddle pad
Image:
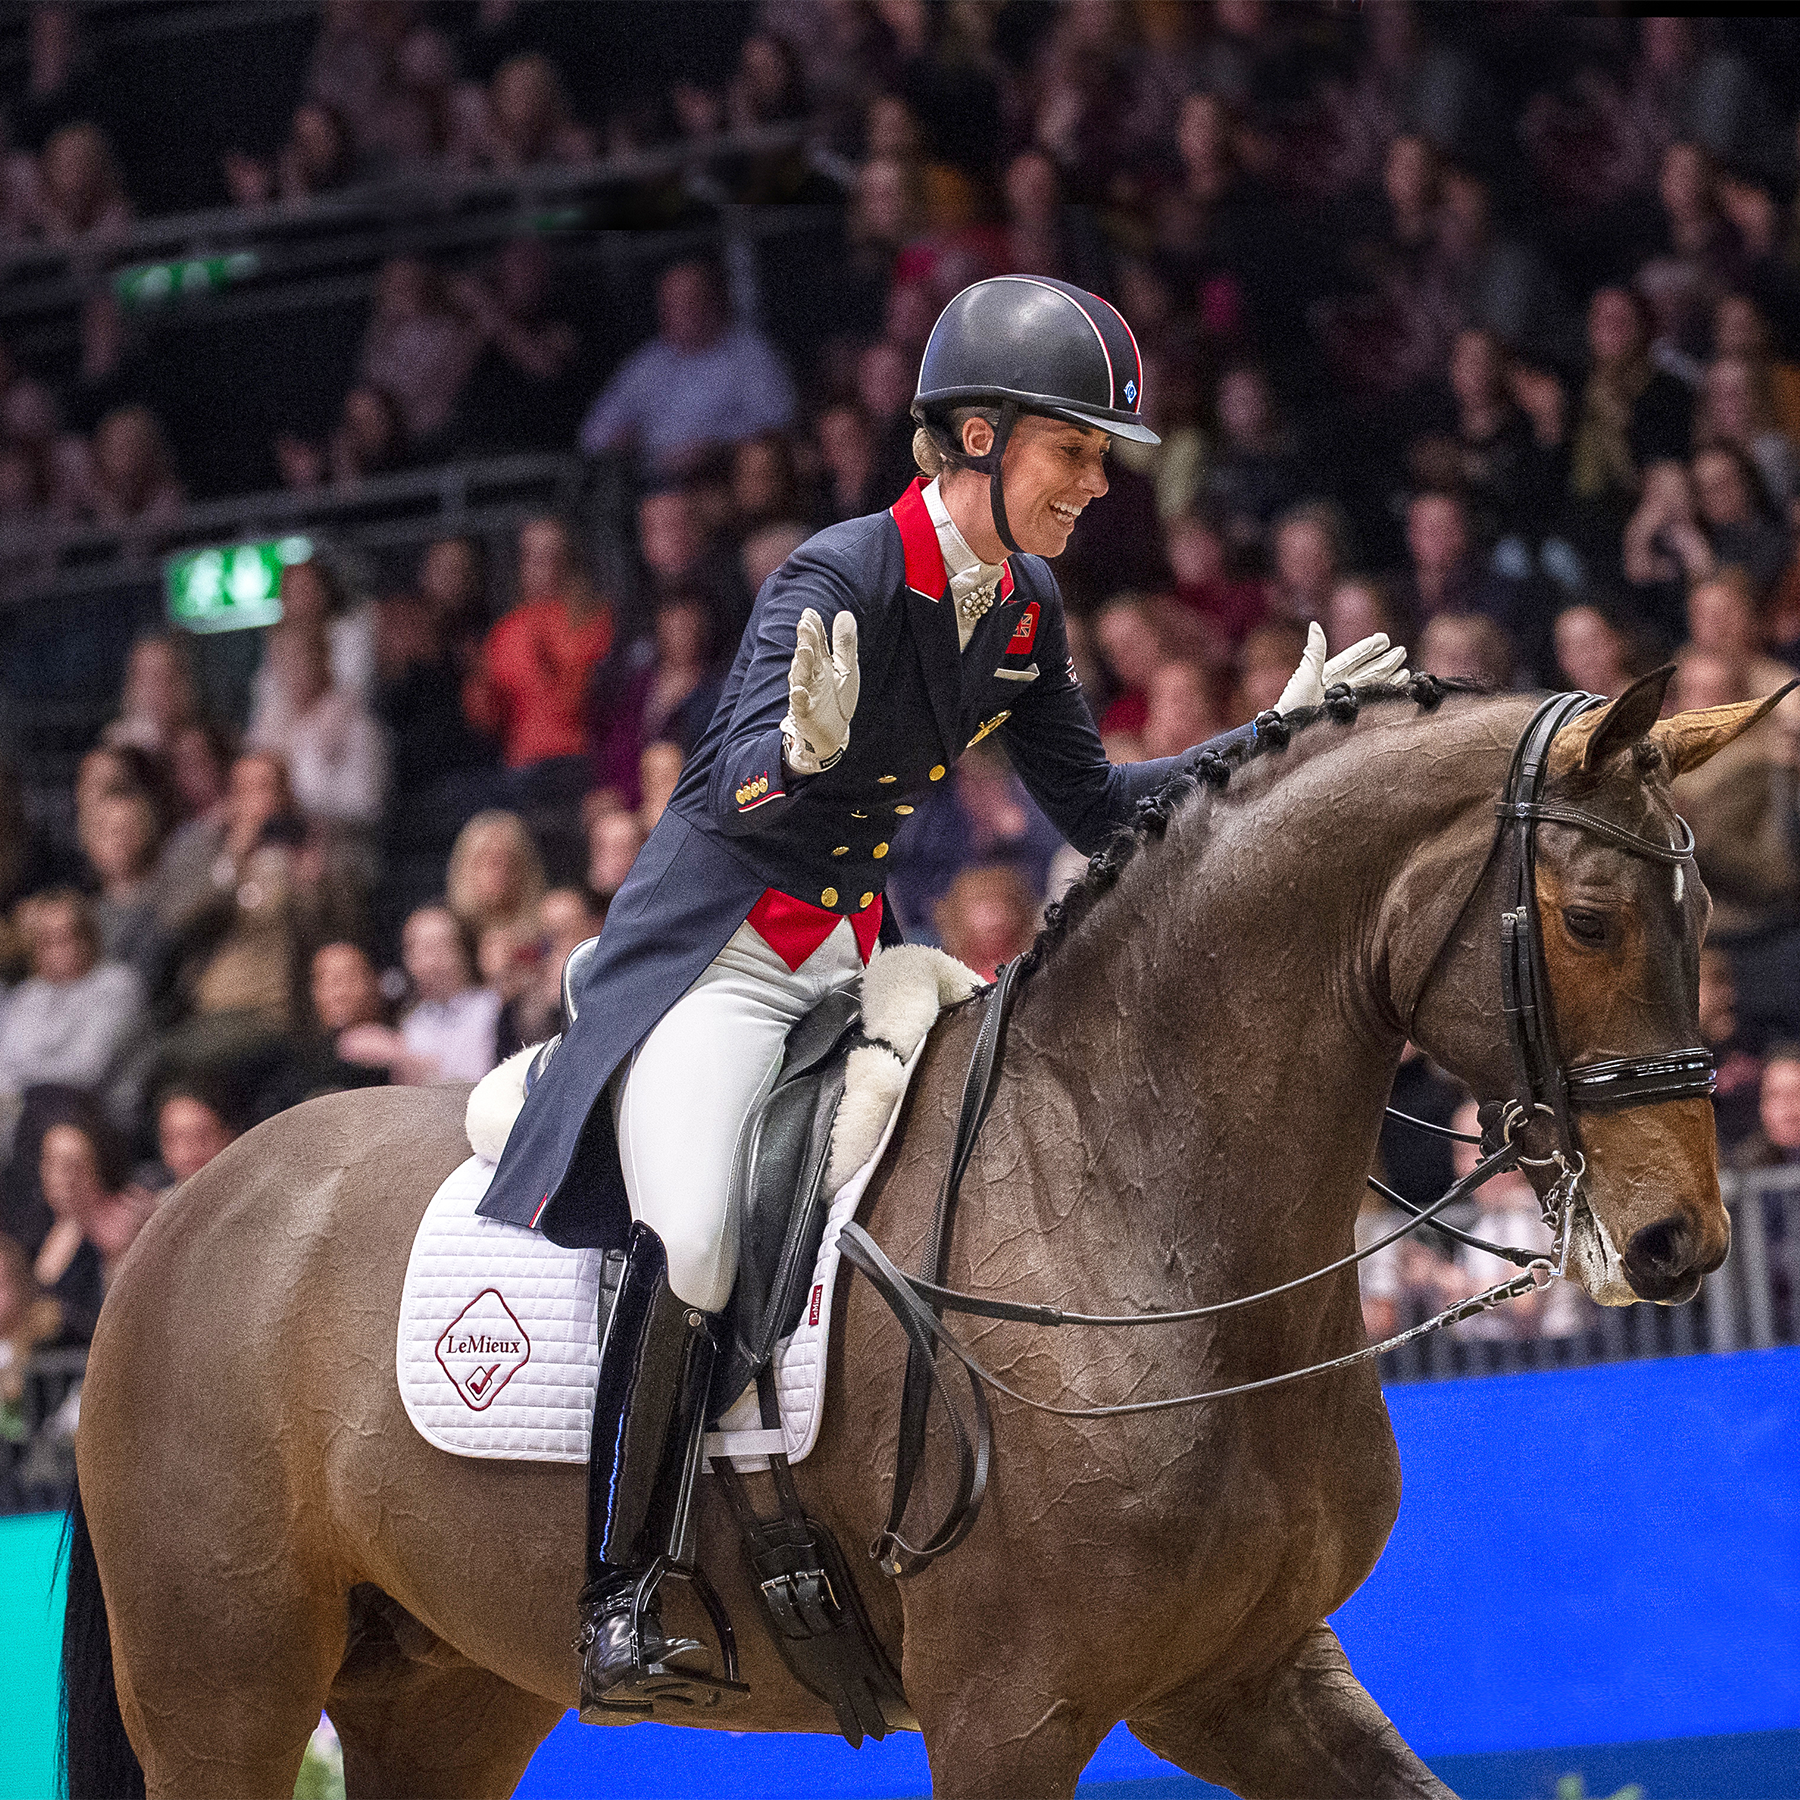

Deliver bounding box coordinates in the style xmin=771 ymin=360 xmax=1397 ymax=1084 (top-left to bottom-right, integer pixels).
xmin=434 ymin=1289 xmax=531 ymax=1411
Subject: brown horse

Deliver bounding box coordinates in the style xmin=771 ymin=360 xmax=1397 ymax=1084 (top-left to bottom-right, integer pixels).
xmin=65 ymin=675 xmax=1773 ymax=1800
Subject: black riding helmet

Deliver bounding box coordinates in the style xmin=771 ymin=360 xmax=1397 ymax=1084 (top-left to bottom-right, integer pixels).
xmin=911 ymin=275 xmax=1160 ymax=553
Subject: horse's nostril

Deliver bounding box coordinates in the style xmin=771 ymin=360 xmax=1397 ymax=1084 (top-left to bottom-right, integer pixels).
xmin=1623 ymin=1214 xmax=1698 ymax=1298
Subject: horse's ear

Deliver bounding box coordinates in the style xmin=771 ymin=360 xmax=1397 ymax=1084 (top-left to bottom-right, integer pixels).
xmin=1651 ymin=680 xmax=1800 ymax=777
xmin=1548 ymin=666 xmax=1678 ymax=777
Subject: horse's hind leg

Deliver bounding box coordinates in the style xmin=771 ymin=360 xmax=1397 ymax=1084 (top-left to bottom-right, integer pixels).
xmin=328 ymin=1596 xmax=562 ymax=1800
xmin=1127 ymin=1624 xmax=1454 ymax=1799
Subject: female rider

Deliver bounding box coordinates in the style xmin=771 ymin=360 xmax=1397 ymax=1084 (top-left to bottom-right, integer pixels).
xmin=478 ymin=275 xmax=1408 ymax=1714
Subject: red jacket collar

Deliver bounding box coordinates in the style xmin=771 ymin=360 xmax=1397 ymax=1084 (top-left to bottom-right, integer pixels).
xmin=890 ymin=478 xmax=1016 ymax=603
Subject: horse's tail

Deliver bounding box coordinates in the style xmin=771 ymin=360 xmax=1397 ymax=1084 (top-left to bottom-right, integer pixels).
xmin=59 ymin=1475 xmax=145 ymax=1800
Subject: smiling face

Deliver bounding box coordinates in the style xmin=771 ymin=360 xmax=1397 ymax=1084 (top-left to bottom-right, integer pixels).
xmin=957 ymin=413 xmax=1111 ymax=558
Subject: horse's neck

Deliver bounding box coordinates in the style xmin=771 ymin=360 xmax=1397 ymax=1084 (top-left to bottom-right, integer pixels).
xmin=999 ymin=704 xmax=1514 ymax=1306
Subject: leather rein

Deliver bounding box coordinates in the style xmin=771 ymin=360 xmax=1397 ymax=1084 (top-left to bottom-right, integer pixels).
xmin=837 ymin=692 xmax=1717 ymax=1578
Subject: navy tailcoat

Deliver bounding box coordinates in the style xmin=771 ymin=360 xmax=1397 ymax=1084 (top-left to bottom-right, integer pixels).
xmin=477 ymin=479 xmax=1254 ymax=1245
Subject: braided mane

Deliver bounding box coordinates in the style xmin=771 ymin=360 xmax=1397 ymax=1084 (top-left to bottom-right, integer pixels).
xmin=1019 ymin=674 xmax=1480 ymax=978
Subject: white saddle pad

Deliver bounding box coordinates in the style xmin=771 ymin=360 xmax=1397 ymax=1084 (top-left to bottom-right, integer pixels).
xmin=396 ymin=1039 xmax=926 ymax=1470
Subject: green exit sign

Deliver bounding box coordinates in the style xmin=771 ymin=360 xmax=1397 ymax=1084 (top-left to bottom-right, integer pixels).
xmin=165 ymin=536 xmax=312 ymax=633
xmin=115 ymin=250 xmax=259 ymax=308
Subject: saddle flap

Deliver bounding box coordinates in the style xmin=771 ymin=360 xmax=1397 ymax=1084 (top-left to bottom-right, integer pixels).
xmin=712 ymin=984 xmax=863 ymax=1414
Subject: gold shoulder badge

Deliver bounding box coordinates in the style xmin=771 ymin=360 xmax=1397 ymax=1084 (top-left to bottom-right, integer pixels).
xmin=734 ymin=773 xmax=772 ymax=807
xmin=965 ymin=710 xmax=1011 ymax=749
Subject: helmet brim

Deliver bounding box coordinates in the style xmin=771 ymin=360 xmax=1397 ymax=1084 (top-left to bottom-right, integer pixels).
xmin=915 ymin=387 xmax=1161 ymax=448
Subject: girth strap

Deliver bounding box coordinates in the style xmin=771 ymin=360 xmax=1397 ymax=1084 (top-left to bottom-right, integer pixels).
xmin=863 ymin=956 xmax=1021 ymax=1578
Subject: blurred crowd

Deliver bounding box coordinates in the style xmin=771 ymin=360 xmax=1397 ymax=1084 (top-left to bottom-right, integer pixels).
xmin=9 ymin=1 xmax=1800 ymax=1496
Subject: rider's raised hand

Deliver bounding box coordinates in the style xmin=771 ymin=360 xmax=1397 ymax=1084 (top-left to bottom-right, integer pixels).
xmin=781 ymin=606 xmax=860 ymax=774
xmin=1277 ymin=623 xmax=1410 ymax=714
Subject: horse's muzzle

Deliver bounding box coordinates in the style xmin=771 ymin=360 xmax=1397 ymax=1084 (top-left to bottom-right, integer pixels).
xmin=1622 ymin=1210 xmax=1725 ymax=1303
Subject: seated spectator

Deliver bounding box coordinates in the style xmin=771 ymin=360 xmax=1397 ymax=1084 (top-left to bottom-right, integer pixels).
xmin=1203 ymin=363 xmax=1308 ymax=542
xmin=224 ymin=99 xmax=356 ymax=209
xmin=1166 ymin=507 xmax=1267 ymax=650
xmin=1444 ymin=1100 xmax=1591 ymax=1341
xmin=1141 ymin=660 xmax=1223 ymax=760
xmin=1731 ymin=1045 xmax=1800 ymax=1174
xmin=1700 ymin=945 xmax=1764 ymax=1153
xmin=1409 ymin=327 xmax=1566 ymax=549
xmin=741 ymin=522 xmax=808 ymax=609
xmin=275 ymin=384 xmax=408 ymax=492
xmin=1684 ymin=567 xmax=1795 ymax=700
xmin=501 ymin=884 xmax=603 ymax=1052
xmin=1690 ymin=440 xmax=1790 ymax=597
xmin=83 ymin=406 xmax=184 ymax=531
xmin=578 ymin=258 xmax=797 ymax=479
xmin=887 ymin=741 xmax=1063 ymax=942
xmin=307 ymin=940 xmax=391 ymax=1091
xmin=155 ymin=723 xmax=235 ymax=936
xmin=35 ymin=1098 xmax=154 ymax=1312
xmin=446 ymin=809 xmax=546 ymax=981
xmin=0 ymin=892 xmax=145 ymax=1138
xmin=637 ymin=741 xmax=683 ymax=836
xmin=256 ymin=550 xmax=382 ymax=715
xmin=1551 ymin=602 xmax=1638 ymax=696
xmin=1714 ymin=292 xmax=1800 ymax=445
xmin=1668 ymin=650 xmax=1795 ymax=943
xmin=1697 ymin=354 xmax=1798 ymax=509
xmin=453 ymin=237 xmax=582 ymax=449
xmin=1392 ymin=490 xmax=1532 ymax=654
xmin=0 ymin=369 xmax=86 ymax=523
xmin=586 ymin=807 xmax=646 ymax=912
xmin=1234 ymin=620 xmax=1308 ymax=719
xmin=30 ymin=121 xmax=130 ymax=242
xmin=104 ymin=633 xmax=200 ymax=758
xmin=1418 ymin=613 xmax=1514 ymax=689
xmin=161 ymin=751 xmax=311 ymax=1032
xmin=0 ymin=1235 xmax=60 ymax=1448
xmin=350 ymin=905 xmax=500 ymax=1087
xmin=461 ymin=52 xmax=596 ymax=172
xmin=936 ymin=865 xmax=1040 ymax=982
xmin=1268 ymin=502 xmax=1349 ymax=624
xmin=78 ymin=787 xmax=169 ymax=989
xmin=638 ymin=485 xmax=750 ymax=641
xmin=464 ymin=515 xmax=614 ymax=789
xmin=1092 ymin=596 xmax=1167 ymax=740
xmin=730 ymin=433 xmax=805 ymax=540
xmin=1326 ymin=577 xmax=1407 ymax=651
xmin=587 ymin=595 xmax=722 ymax=811
xmin=816 ymin=403 xmax=882 ymax=523
xmin=358 ymin=259 xmax=483 ymax=451
xmin=147 ymin=1080 xmax=242 ymax=1199
xmin=1568 ymin=285 xmax=1694 ymax=540
xmin=247 ymin=621 xmax=388 ymax=833
xmin=1622 ymin=460 xmax=1716 ymax=635
xmin=855 ymin=336 xmax=925 ymax=503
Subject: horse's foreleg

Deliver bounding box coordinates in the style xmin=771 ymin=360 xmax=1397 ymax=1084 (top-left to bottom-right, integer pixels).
xmin=907 ymin=1650 xmax=1108 ymax=1800
xmin=329 ymin=1644 xmax=563 ymax=1800
xmin=1127 ymin=1623 xmax=1454 ymax=1800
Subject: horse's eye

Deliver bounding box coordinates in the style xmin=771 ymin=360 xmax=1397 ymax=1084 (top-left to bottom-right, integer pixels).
xmin=1563 ymin=908 xmax=1607 ymax=946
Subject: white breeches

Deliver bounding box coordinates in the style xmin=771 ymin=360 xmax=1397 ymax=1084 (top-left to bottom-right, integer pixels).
xmin=610 ymin=918 xmax=865 ymax=1311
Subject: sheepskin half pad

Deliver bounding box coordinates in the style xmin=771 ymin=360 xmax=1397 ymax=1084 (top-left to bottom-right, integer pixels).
xmin=397 ymin=944 xmax=978 ymax=1468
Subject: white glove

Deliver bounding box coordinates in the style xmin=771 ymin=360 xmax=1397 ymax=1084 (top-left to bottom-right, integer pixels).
xmin=781 ymin=607 xmax=860 ymax=775
xmin=1275 ymin=622 xmax=1411 ymax=714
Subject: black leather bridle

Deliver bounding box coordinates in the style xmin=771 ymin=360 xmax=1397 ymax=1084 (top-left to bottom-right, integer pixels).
xmin=839 ymin=689 xmax=1720 ymax=1577
xmin=1489 ymin=689 xmax=1715 ymax=1168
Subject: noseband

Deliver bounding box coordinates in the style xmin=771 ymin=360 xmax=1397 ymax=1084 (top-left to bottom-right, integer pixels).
xmin=1492 ymin=690 xmax=1715 ymax=1168
xmin=841 ymin=689 xmax=1719 ymax=1577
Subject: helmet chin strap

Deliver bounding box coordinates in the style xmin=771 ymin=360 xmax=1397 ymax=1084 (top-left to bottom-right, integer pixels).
xmin=930 ymin=399 xmax=1022 ymax=556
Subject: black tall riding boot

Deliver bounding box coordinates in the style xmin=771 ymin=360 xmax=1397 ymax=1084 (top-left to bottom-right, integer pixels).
xmin=576 ymin=1222 xmax=724 ymax=1717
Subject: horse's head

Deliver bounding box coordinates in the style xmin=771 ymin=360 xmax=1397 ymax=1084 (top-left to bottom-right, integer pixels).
xmin=1402 ymin=669 xmax=1792 ymax=1307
